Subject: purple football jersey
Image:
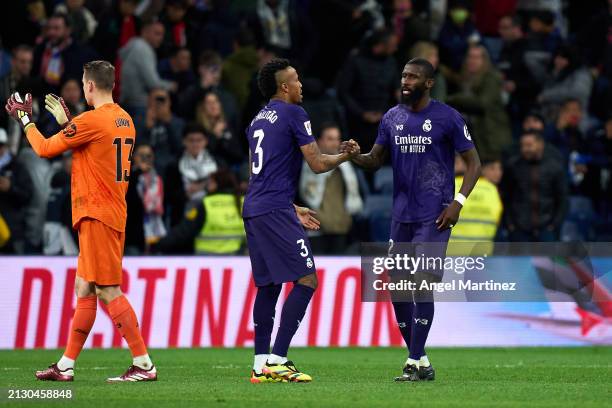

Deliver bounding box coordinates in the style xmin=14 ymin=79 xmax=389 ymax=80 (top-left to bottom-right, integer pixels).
xmin=375 ymin=99 xmax=475 ymax=223
xmin=243 ymin=100 xmax=315 ymax=218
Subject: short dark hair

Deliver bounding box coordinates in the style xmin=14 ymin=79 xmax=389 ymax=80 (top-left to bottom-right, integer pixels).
xmin=318 ymin=122 xmax=340 ymax=139
xmin=183 ymin=122 xmax=207 ymax=139
xmin=531 ymin=10 xmax=555 ymax=26
xmin=406 ymin=57 xmax=435 ymax=79
xmin=506 ymin=14 xmax=522 ymax=27
xmin=521 ymin=129 xmax=543 ymax=140
xmin=11 ymin=44 xmax=33 ymax=57
xmin=481 ymin=158 xmax=501 ymax=167
xmin=198 ymin=50 xmax=221 ymax=67
xmin=83 ymin=60 xmax=115 ymax=91
xmin=170 ymin=46 xmax=190 ymax=58
xmin=561 ymin=97 xmax=581 ymax=109
xmin=49 ymin=12 xmax=71 ymax=28
xmin=257 ymin=58 xmax=290 ymax=100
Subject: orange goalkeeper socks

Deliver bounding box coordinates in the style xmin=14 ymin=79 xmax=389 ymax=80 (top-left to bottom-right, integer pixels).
xmin=64 ymin=295 xmax=97 ymax=360
xmin=107 ymin=295 xmax=148 ymax=358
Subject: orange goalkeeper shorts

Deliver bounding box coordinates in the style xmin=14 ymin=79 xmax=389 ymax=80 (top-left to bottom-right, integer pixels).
xmin=76 ymin=218 xmax=125 ymax=286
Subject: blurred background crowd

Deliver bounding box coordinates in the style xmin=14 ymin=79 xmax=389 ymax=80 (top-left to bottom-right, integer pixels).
xmin=0 ymin=0 xmax=610 ymax=256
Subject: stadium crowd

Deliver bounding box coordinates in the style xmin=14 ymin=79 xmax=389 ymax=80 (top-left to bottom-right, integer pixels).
xmin=0 ymin=0 xmax=610 ymax=255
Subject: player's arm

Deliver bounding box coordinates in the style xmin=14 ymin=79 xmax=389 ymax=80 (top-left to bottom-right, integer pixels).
xmin=24 ymin=126 xmax=72 ymax=158
xmin=436 ymin=148 xmax=481 ymax=230
xmin=456 ymin=148 xmax=481 ymax=201
xmin=300 ymin=140 xmax=359 ymax=174
xmin=347 ymin=143 xmax=387 ymax=171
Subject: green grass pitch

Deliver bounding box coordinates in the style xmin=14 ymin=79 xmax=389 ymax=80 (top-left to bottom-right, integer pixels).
xmin=1 ymin=347 xmax=610 ymax=407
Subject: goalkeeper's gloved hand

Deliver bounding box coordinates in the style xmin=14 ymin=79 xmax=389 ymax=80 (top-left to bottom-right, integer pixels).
xmin=45 ymin=93 xmax=72 ymax=128
xmin=5 ymin=92 xmax=34 ymax=132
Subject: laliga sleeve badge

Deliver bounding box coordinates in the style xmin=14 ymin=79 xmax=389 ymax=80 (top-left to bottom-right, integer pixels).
xmin=463 ymin=125 xmax=472 ymax=141
xmin=304 ymin=120 xmax=312 ymax=136
xmin=62 ymin=122 xmax=77 ymax=137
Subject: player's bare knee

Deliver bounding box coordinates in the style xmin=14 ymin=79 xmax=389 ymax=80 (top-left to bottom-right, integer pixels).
xmin=297 ymin=273 xmax=318 ymax=290
xmin=95 ymin=285 xmax=123 ymax=304
xmin=74 ymin=276 xmax=95 ymax=298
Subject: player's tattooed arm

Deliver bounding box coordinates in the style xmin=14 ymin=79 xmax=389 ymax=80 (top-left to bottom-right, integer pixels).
xmin=346 ymin=143 xmax=387 ymax=171
xmin=300 ymin=140 xmax=359 ymax=174
xmin=436 ymin=147 xmax=481 ymax=230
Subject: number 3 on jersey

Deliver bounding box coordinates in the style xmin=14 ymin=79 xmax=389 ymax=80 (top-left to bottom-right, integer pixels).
xmin=252 ymin=129 xmax=264 ymax=174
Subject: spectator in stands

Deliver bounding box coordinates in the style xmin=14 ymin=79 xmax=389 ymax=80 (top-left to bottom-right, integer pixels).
xmin=588 ymin=113 xmax=612 ymax=217
xmin=32 ymin=13 xmax=96 ymax=94
xmin=437 ymin=0 xmax=481 ymax=72
xmin=141 ymin=88 xmax=184 ymax=178
xmin=119 ymin=19 xmax=176 ymax=130
xmin=20 ymin=0 xmax=46 ymax=46
xmin=0 ymin=128 xmax=33 ymax=254
xmin=410 ymin=41 xmax=447 ymax=101
xmin=450 ymin=156 xmax=503 ymax=245
xmin=92 ymin=0 xmax=140 ymax=66
xmin=447 ymin=44 xmax=512 ymax=161
xmin=522 ymin=110 xmax=546 ymax=133
xmin=523 ymin=10 xmax=563 ymax=83
xmin=337 ymin=28 xmax=398 ymax=150
xmin=165 ymin=123 xmax=218 ymax=226
xmin=221 ymin=28 xmax=259 ymax=110
xmin=196 ymin=91 xmax=243 ymax=165
xmin=126 ymin=144 xmax=167 ymax=254
xmin=242 ymin=44 xmax=278 ymax=134
xmin=389 ymin=0 xmax=431 ymax=68
xmin=502 ymin=130 xmax=567 ymax=241
xmin=18 ymin=137 xmax=51 ymax=254
xmin=299 ymin=123 xmax=363 ymax=254
xmin=159 ymin=0 xmax=193 ymax=59
xmin=151 ymin=169 xmax=245 ymax=255
xmin=249 ymin=0 xmax=316 ymax=70
xmin=54 ymin=0 xmax=98 ymax=44
xmin=498 ymin=14 xmax=539 ymax=125
xmin=544 ymin=98 xmax=587 ymax=161
xmin=178 ymin=50 xmax=238 ymax=128
xmin=158 ymin=46 xmax=196 ymax=101
xmin=60 ymin=78 xmax=86 ymax=116
xmin=44 ymin=152 xmax=76 ymax=255
xmin=0 ymin=45 xmax=37 ymax=152
xmin=538 ymin=44 xmax=593 ymax=122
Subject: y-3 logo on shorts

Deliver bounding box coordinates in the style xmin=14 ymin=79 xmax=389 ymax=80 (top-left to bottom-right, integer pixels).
xmin=414 ymin=318 xmax=429 ymax=326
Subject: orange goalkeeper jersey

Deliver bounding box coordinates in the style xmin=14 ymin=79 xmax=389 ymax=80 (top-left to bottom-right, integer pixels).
xmin=25 ymin=103 xmax=135 ymax=232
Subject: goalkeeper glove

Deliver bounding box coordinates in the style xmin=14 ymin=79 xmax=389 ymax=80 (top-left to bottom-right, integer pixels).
xmin=44 ymin=93 xmax=72 ymax=128
xmin=5 ymin=92 xmax=34 ymax=131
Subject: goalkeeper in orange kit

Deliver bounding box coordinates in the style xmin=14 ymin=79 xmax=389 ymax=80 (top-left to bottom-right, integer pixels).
xmin=5 ymin=61 xmax=157 ymax=382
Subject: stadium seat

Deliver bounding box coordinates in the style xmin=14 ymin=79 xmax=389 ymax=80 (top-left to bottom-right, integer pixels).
xmin=373 ymin=166 xmax=393 ymax=194
xmin=362 ymin=194 xmax=392 ymax=242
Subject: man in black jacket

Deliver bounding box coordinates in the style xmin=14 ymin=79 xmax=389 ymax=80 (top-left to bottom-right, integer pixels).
xmin=502 ymin=130 xmax=567 ymax=241
xmin=336 ymin=28 xmax=398 ymax=151
xmin=32 ymin=13 xmax=97 ymax=94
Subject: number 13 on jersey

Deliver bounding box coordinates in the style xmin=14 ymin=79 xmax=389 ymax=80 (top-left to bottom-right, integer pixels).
xmin=251 ymin=129 xmax=264 ymax=174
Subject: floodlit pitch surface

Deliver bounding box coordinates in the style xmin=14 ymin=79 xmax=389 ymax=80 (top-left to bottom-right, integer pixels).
xmin=0 ymin=347 xmax=610 ymax=407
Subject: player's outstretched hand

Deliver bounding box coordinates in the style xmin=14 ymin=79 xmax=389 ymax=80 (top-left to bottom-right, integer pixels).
xmin=436 ymin=201 xmax=462 ymax=230
xmin=294 ymin=205 xmax=321 ymax=231
xmin=5 ymin=92 xmax=34 ymax=131
xmin=45 ymin=93 xmax=72 ymax=127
